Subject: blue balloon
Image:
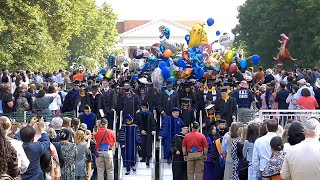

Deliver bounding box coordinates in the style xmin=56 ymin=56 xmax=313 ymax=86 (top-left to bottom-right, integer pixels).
xmin=131 ymin=74 xmax=138 ymax=81
xmin=207 ymin=18 xmax=214 ymax=26
xmin=167 ymin=77 xmax=175 ymax=85
xmin=160 ymin=44 xmax=165 ymax=53
xmin=195 ymin=68 xmax=204 ymax=79
xmin=108 ymin=53 xmax=115 ymax=66
xmin=159 ymin=61 xmax=167 ymax=70
xmin=148 ymin=56 xmax=157 ymax=64
xmin=216 ymin=31 xmax=221 ymax=36
xmin=100 ymin=69 xmax=107 ymax=75
xmin=165 ymin=28 xmax=170 ymax=39
xmin=185 ymin=34 xmax=191 ymax=45
xmin=98 ymin=74 xmax=104 ymax=80
xmin=141 ymin=62 xmax=151 ymax=73
xmin=162 ymin=67 xmax=170 ymax=80
xmin=176 ymin=57 xmax=187 ymax=69
xmin=239 ymin=59 xmax=247 ymax=69
xmin=252 ymin=55 xmax=261 ymax=65
xmin=214 ymin=66 xmax=220 ymax=72
xmin=192 ymin=46 xmax=202 ymax=54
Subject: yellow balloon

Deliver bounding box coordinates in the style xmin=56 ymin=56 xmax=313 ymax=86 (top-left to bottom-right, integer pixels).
xmin=224 ymin=50 xmax=234 ymax=64
xmin=105 ymin=69 xmax=113 ymax=78
xmin=188 ymin=23 xmax=208 ymax=48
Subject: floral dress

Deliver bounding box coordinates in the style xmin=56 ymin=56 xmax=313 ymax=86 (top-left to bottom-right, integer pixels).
xmin=60 ymin=142 xmax=77 ymax=180
xmin=262 ymin=151 xmax=286 ymax=178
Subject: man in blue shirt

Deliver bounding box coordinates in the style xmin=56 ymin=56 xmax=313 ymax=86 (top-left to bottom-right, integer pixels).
xmin=233 ymin=80 xmax=254 ymax=108
xmin=20 ymin=118 xmax=50 ymax=180
xmin=78 ymin=105 xmax=97 ymax=132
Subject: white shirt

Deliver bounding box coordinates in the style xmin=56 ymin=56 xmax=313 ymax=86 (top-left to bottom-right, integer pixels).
xmin=252 ymin=132 xmax=278 ymax=172
xmin=281 ymin=138 xmax=320 ymax=180
xmin=48 ymin=94 xmax=62 ymax=111
xmin=55 ymin=73 xmax=64 ymax=84
xmin=8 ymin=138 xmax=30 ymax=174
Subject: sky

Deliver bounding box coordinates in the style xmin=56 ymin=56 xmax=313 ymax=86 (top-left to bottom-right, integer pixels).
xmin=96 ymin=0 xmax=246 ymax=38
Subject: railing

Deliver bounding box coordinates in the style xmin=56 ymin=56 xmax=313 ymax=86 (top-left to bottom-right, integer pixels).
xmin=117 ymin=111 xmax=123 ymax=180
xmin=151 ymin=133 xmax=156 ymax=179
xmin=258 ymin=110 xmax=320 ymax=126
xmin=199 ymin=110 xmax=203 ymax=133
xmin=159 ymin=115 xmax=163 ymax=180
xmin=112 ymin=109 xmax=117 ymax=135
xmin=0 ymin=111 xmax=76 ymax=123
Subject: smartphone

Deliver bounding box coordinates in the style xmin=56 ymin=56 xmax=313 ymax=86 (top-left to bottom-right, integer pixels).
xmin=36 ymin=110 xmax=42 ymax=121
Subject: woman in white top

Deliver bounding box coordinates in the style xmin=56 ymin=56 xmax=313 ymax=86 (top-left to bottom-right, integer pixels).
xmin=47 ymin=86 xmax=62 ymax=115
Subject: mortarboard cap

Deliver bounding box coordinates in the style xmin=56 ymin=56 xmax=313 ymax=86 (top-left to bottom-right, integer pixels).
xmin=141 ymin=102 xmax=149 ymax=108
xmin=123 ymin=84 xmax=132 ymax=90
xmin=220 ymin=87 xmax=228 ymax=93
xmin=223 ymin=82 xmax=232 ymax=87
xmin=216 ymin=119 xmax=226 ymax=124
xmin=199 ymin=77 xmax=206 ymax=84
xmin=102 ymin=77 xmax=110 ymax=82
xmin=124 ymin=114 xmax=133 ymax=121
xmin=171 ymin=107 xmax=181 ymax=112
xmin=205 ymin=104 xmax=215 ymax=110
xmin=207 ymin=78 xmax=214 ymax=85
xmin=181 ymin=97 xmax=192 ymax=104
xmin=181 ymin=82 xmax=192 ymax=88
xmin=181 ymin=124 xmax=189 ymax=128
xmin=73 ymin=80 xmax=81 ymax=85
xmin=91 ymin=84 xmax=99 ymax=90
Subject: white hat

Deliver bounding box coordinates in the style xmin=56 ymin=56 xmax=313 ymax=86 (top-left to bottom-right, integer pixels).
xmin=297 ymin=79 xmax=306 ymax=85
xmin=315 ymin=78 xmax=320 ymax=88
xmin=138 ymin=77 xmax=148 ymax=84
xmin=205 ymin=104 xmax=215 ymax=110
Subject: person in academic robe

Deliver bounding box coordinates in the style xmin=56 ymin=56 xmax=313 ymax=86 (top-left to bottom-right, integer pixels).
xmin=203 ymin=78 xmax=221 ymax=104
xmin=120 ymin=84 xmax=141 ymax=119
xmin=98 ymin=77 xmax=117 ymax=130
xmin=159 ymin=81 xmax=180 ymax=117
xmin=88 ymin=84 xmax=101 ymax=117
xmin=118 ymin=114 xmax=142 ymax=175
xmin=204 ymin=124 xmax=225 ymax=180
xmin=172 ymin=124 xmax=189 ymax=180
xmin=76 ymin=83 xmax=91 ymax=113
xmin=179 ymin=82 xmax=196 ymax=108
xmin=136 ymin=102 xmax=156 ymax=167
xmin=202 ymin=103 xmax=216 ymax=135
xmin=215 ymin=87 xmax=237 ymax=128
xmin=180 ymin=98 xmax=196 ymax=127
xmin=159 ymin=107 xmax=184 ymax=161
xmin=62 ymin=80 xmax=81 ymax=113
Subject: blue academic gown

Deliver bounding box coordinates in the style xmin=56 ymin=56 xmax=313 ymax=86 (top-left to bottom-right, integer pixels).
xmin=204 ymin=134 xmax=224 ymax=180
xmin=118 ymin=124 xmax=142 ymax=171
xmin=159 ymin=115 xmax=184 ymax=160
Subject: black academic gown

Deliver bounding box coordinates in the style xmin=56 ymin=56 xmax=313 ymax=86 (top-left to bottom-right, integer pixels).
xmin=136 ymin=111 xmax=156 ymax=160
xmin=160 ymin=91 xmax=180 ymax=116
xmin=215 ymin=97 xmax=237 ymax=128
xmin=89 ymin=93 xmax=101 ymax=117
xmin=172 ymin=133 xmax=187 ymax=180
xmin=120 ymin=93 xmax=141 ymax=119
xmin=62 ymin=88 xmax=79 ymax=113
xmin=180 ymin=108 xmax=195 ymax=127
xmin=98 ymin=88 xmax=117 ymax=129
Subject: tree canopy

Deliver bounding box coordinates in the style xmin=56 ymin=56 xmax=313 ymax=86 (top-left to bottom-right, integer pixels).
xmin=233 ymin=0 xmax=320 ymax=68
xmin=0 ymin=0 xmax=118 ymax=71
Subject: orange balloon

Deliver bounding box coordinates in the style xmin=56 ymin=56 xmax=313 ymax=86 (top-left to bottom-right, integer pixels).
xmin=182 ymin=50 xmax=189 ymax=60
xmin=163 ymin=49 xmax=172 ymax=58
xmin=220 ymin=62 xmax=229 ymax=72
xmin=180 ymin=68 xmax=193 ymax=78
xmin=228 ymin=63 xmax=238 ymax=74
xmin=185 ymin=68 xmax=193 ymax=75
xmin=203 ymin=72 xmax=210 ymax=79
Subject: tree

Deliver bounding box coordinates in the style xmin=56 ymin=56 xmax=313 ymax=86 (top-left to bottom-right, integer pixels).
xmin=233 ymin=0 xmax=320 ymax=68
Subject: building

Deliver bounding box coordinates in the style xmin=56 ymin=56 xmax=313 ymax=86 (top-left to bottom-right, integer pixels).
xmin=115 ymin=19 xmax=199 ymax=58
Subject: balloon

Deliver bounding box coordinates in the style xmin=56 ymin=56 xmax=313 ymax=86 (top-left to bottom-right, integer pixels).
xmin=100 ymin=69 xmax=106 ymax=75
xmin=214 ymin=66 xmax=220 ymax=72
xmin=142 ymin=50 xmax=150 ymax=58
xmin=220 ymin=62 xmax=229 ymax=72
xmin=133 ymin=49 xmax=144 ymax=59
xmin=151 ymin=43 xmax=162 ymax=58
xmin=216 ymin=31 xmax=221 ymax=36
xmin=274 ymin=33 xmax=297 ymax=66
xmin=207 ymin=18 xmax=214 ymax=26
xmin=229 ymin=63 xmax=238 ymax=74
xmin=188 ymin=23 xmax=208 ymax=48
xmin=192 ymin=46 xmax=202 ymax=54
xmin=148 ymin=55 xmax=157 ymax=64
xmin=160 ymin=39 xmax=177 ymax=53
xmin=161 ymin=67 xmax=170 ymax=80
xmin=97 ymin=74 xmax=103 ymax=80
xmin=219 ymin=33 xmax=235 ymax=47
xmin=108 ymin=53 xmax=116 ymax=66
xmin=195 ymin=68 xmax=204 ymax=79
xmin=141 ymin=62 xmax=151 ymax=73
xmin=176 ymin=57 xmax=187 ymax=69
xmin=185 ymin=34 xmax=191 ymax=45
xmin=203 ymin=72 xmax=210 ymax=79
xmin=165 ymin=27 xmax=170 ymax=39
xmin=131 ymin=58 xmax=145 ymax=70
xmin=159 ymin=61 xmax=167 ymax=70
xmin=163 ymin=49 xmax=172 ymax=58
xmin=167 ymin=77 xmax=175 ymax=85
xmin=151 ymin=68 xmax=164 ymax=89
xmin=159 ymin=44 xmax=165 ymax=53
xmin=181 ymin=68 xmax=193 ymax=78
xmin=105 ymin=69 xmax=113 ymax=78
xmin=239 ymin=59 xmax=247 ymax=69
xmin=117 ymin=54 xmax=126 ymax=64
xmin=252 ymin=55 xmax=261 ymax=65
xmin=131 ymin=74 xmax=138 ymax=81
xmin=224 ymin=50 xmax=234 ymax=64
xmin=182 ymin=50 xmax=189 ymax=60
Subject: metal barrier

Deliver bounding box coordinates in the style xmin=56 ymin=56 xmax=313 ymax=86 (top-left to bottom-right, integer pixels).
xmin=117 ymin=110 xmax=123 ymax=180
xmin=151 ymin=134 xmax=156 ymax=179
xmin=112 ymin=109 xmax=117 ymax=135
xmin=258 ymin=110 xmax=320 ymax=126
xmin=159 ymin=115 xmax=163 ymax=180
xmin=199 ymin=110 xmax=203 ymax=133
xmin=0 ymin=111 xmax=76 ymax=123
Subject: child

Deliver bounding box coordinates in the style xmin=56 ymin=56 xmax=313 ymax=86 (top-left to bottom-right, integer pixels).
xmin=78 ymin=105 xmax=97 ymax=132
xmin=118 ymin=114 xmax=142 ymax=175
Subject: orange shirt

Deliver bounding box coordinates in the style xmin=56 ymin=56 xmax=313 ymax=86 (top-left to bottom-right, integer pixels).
xmin=72 ymin=70 xmax=86 ymax=82
xmin=298 ymin=96 xmax=319 ymax=110
xmin=182 ymin=130 xmax=208 ymax=153
xmin=94 ymin=127 xmax=116 ymax=150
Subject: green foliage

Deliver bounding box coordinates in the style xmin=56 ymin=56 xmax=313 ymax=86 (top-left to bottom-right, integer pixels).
xmin=233 ymin=0 xmax=320 ymax=68
xmin=0 ymin=0 xmax=118 ymax=72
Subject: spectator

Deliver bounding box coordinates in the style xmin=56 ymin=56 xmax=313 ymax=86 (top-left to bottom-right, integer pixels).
xmin=223 ymin=122 xmax=242 ymax=180
xmin=74 ymin=130 xmax=91 ymax=180
xmin=20 ymin=118 xmax=51 ymax=180
xmin=286 ymin=85 xmax=299 ymax=110
xmin=284 ymin=121 xmax=305 ymax=152
xmin=314 ymin=78 xmax=320 ymax=109
xmin=262 ymin=136 xmax=286 ymax=179
xmin=296 ymin=78 xmax=314 ymax=99
xmin=33 ymin=90 xmax=56 ymax=116
xmin=62 ymin=117 xmax=74 ymax=142
xmin=72 ymin=118 xmax=81 ymax=132
xmin=281 ymin=117 xmax=320 ymax=180
xmin=59 ymin=128 xmax=77 ymax=180
xmin=182 ymin=122 xmax=208 ymax=180
xmin=252 ymin=119 xmax=278 ymax=180
xmin=52 ymin=117 xmax=63 ymax=142
xmin=297 ymin=88 xmax=319 ymax=109
xmin=275 ymin=82 xmax=290 ymax=109
xmin=2 ymin=83 xmax=15 ymax=113
xmin=94 ymin=118 xmax=116 ymax=180
xmin=15 ymin=87 xmax=29 ymax=113
xmin=48 ymin=86 xmax=62 ymax=115
xmin=233 ymin=80 xmax=254 ymax=109
xmin=243 ymin=123 xmax=260 ymax=180
xmin=62 ymin=80 xmax=81 ymax=113
xmin=78 ymin=105 xmax=97 ymax=132
xmin=0 ymin=116 xmax=29 ymax=174
xmin=46 ymin=127 xmax=65 ymax=170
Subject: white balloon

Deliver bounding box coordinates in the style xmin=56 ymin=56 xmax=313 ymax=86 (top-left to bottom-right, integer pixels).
xmin=219 ymin=33 xmax=235 ymax=48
